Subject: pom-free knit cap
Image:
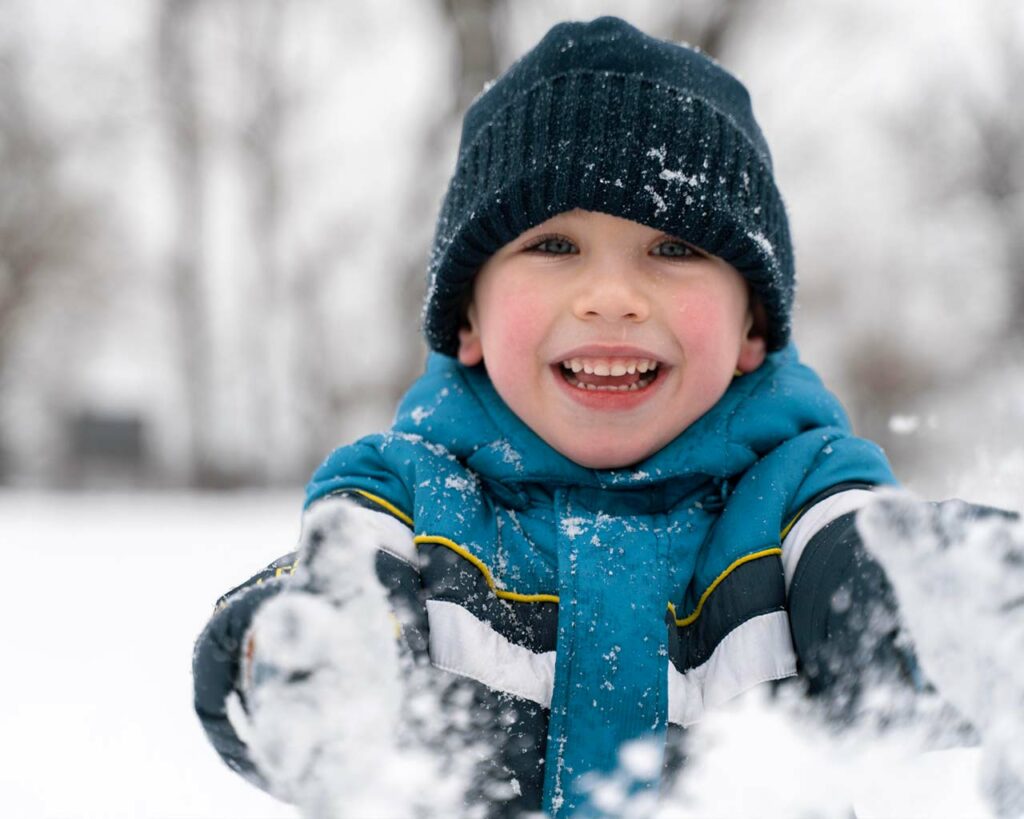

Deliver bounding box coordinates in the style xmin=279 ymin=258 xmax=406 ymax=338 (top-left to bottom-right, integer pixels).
xmin=423 ymin=16 xmax=793 ymax=355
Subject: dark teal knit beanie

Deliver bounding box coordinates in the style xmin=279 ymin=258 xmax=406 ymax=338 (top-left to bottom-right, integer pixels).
xmin=423 ymin=16 xmax=793 ymax=354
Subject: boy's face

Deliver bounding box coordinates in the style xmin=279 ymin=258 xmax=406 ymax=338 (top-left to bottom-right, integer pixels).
xmin=457 ymin=209 xmax=767 ymax=469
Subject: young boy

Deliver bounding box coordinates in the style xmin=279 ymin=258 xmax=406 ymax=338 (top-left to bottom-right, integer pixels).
xmin=193 ymin=16 xmax=985 ymax=817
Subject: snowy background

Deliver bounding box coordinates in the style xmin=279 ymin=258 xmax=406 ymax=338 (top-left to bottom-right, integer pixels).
xmin=1 ymin=0 xmax=1022 ymax=816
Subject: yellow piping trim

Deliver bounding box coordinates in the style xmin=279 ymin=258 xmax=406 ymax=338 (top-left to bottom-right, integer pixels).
xmin=414 ymin=535 xmax=560 ymax=604
xmin=349 ymin=489 xmax=414 ymax=528
xmin=779 ymin=509 xmax=805 ymax=541
xmin=668 ymin=547 xmax=783 ymax=627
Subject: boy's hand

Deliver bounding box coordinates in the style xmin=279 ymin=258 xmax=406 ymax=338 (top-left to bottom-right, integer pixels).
xmin=857 ymin=494 xmax=1024 ymax=817
xmin=239 ymin=497 xmax=405 ymax=817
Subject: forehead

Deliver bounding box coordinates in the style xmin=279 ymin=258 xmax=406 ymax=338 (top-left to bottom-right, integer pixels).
xmin=516 ymin=208 xmax=664 ymax=240
xmin=535 ymin=207 xmax=652 ymax=227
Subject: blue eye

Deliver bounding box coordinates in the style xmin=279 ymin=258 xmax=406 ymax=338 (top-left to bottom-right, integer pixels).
xmin=529 ymin=236 xmax=578 ymax=255
xmin=651 ymin=239 xmax=695 ymax=258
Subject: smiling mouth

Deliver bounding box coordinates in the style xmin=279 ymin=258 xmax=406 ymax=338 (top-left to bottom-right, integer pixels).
xmin=557 ymin=357 xmax=661 ymax=392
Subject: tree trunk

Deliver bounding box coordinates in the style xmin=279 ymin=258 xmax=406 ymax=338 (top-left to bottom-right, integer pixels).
xmin=157 ymin=0 xmax=217 ymax=486
xmin=237 ymin=0 xmax=289 ymax=484
xmin=389 ymin=0 xmax=504 ymax=400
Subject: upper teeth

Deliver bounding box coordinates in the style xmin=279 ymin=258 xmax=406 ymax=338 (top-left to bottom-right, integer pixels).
xmin=561 ymin=358 xmax=659 ymax=375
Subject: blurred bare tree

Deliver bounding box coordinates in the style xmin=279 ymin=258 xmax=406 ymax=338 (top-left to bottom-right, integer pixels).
xmin=157 ymin=0 xmax=352 ymax=486
xmin=235 ymin=0 xmax=291 ymax=485
xmin=975 ymin=22 xmax=1024 ymax=344
xmin=390 ymin=0 xmax=504 ymax=397
xmin=11 ymin=0 xmax=1011 ymax=493
xmin=852 ymin=4 xmax=1024 ymax=449
xmin=664 ymin=0 xmax=752 ymax=57
xmin=880 ymin=6 xmax=1024 ymax=487
xmin=157 ymin=0 xmax=219 ymax=486
xmin=0 ymin=34 xmax=94 ymax=480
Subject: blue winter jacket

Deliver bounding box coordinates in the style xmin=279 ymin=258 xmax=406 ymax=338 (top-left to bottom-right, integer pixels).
xmin=300 ymin=345 xmax=897 ymax=815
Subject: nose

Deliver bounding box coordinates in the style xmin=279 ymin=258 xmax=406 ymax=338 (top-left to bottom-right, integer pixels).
xmin=572 ymin=263 xmax=650 ymax=323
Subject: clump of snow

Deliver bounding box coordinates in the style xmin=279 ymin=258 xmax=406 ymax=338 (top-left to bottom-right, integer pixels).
xmin=858 ymin=492 xmax=1024 ymax=816
xmin=241 ymin=497 xmax=478 ymax=817
xmin=444 ymin=474 xmax=474 ymax=493
xmin=492 ymin=439 xmax=523 ymax=471
xmin=888 ymin=413 xmax=939 ymax=436
xmin=889 ymin=414 xmax=922 ymax=434
xmin=746 ymin=230 xmax=775 ymax=259
xmin=659 ymin=168 xmax=701 ymax=187
xmin=560 ymin=516 xmax=587 ymax=539
xmin=666 ymin=685 xmax=993 ymax=819
xmin=409 ymin=405 xmax=434 ymax=426
xmin=241 ymin=498 xmax=405 ymax=815
xmin=667 ymin=687 xmax=892 ymax=818
xmin=619 ymin=738 xmax=662 ymax=781
xmin=562 ymin=681 xmax=990 ymax=819
xmin=244 ymin=591 xmax=404 ymax=816
xmin=647 ymin=145 xmax=668 ymax=164
xmin=644 ymin=184 xmax=668 ymax=216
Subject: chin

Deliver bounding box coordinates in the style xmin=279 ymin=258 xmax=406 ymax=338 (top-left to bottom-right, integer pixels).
xmin=556 ymin=439 xmax=657 ymax=471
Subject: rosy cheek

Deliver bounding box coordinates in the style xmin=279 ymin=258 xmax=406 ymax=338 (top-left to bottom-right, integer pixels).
xmin=669 ymin=291 xmax=744 ymax=360
xmin=492 ymin=290 xmax=550 ymax=353
xmin=670 ymin=294 xmax=720 ymax=337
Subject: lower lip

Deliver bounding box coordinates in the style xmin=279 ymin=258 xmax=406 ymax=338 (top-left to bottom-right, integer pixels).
xmin=550 ymin=365 xmax=667 ymax=411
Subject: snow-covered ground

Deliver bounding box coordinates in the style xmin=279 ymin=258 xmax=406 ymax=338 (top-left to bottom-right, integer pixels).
xmin=0 ymin=490 xmax=300 ymax=818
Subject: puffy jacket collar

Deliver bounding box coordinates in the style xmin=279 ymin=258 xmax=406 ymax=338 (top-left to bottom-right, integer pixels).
xmin=392 ymin=345 xmax=851 ymax=493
